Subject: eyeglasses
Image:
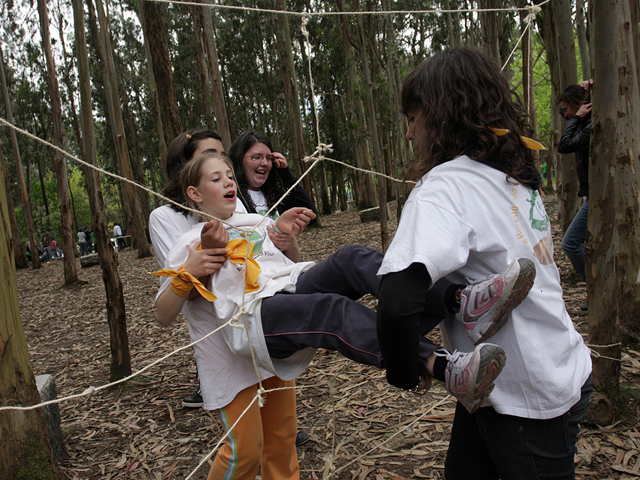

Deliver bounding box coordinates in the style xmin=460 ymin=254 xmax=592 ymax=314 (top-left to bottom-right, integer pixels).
xmin=246 ymin=154 xmax=274 ymax=162
xmin=558 ymin=107 xmax=566 ymax=116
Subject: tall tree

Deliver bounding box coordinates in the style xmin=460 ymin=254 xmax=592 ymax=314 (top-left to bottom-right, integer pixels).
xmin=0 ymin=44 xmax=40 ymax=269
xmin=576 ymin=0 xmax=591 ymax=78
xmin=587 ymin=0 xmax=640 ymax=400
xmin=200 ymin=3 xmax=232 ymax=148
xmin=0 ymin=144 xmax=28 ymax=268
xmin=73 ymin=0 xmax=131 ymax=381
xmin=38 ymin=0 xmax=78 ymax=284
xmin=0 ymin=160 xmax=60 ymax=479
xmin=139 ymin=1 xmax=183 ymax=149
xmin=93 ymin=0 xmax=150 ymax=258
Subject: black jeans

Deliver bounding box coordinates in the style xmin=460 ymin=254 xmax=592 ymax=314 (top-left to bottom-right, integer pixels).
xmin=445 ymin=376 xmax=593 ymax=480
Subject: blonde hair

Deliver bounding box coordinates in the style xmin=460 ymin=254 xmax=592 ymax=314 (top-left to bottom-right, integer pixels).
xmin=180 ymin=152 xmax=235 ymax=212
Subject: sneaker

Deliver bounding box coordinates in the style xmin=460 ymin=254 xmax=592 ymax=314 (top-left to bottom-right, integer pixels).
xmin=442 ymin=343 xmax=506 ymax=414
xmin=182 ymin=388 xmax=204 ymax=408
xmin=457 ymin=258 xmax=536 ymax=344
xmin=295 ymin=430 xmax=310 ymax=446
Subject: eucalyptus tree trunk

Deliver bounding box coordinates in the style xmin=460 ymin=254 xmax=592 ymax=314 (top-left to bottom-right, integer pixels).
xmin=336 ymin=0 xmax=376 ymax=209
xmin=274 ymin=0 xmax=315 ymax=202
xmin=540 ymin=0 xmax=579 ymax=233
xmin=479 ymin=0 xmax=502 ymax=60
xmin=94 ymin=0 xmax=150 ymax=258
xmin=137 ymin=0 xmax=168 ymax=185
xmin=38 ymin=0 xmax=78 ymax=284
xmin=139 ymin=1 xmax=183 ymax=149
xmin=586 ymin=0 xmax=640 ymax=400
xmin=576 ymin=0 xmax=591 ymax=78
xmin=73 ymin=0 xmax=131 ymax=381
xmin=190 ymin=5 xmax=215 ymax=126
xmin=200 ymin=4 xmax=232 ymax=149
xmin=0 ymin=173 xmax=60 ymax=479
xmin=355 ymin=13 xmax=389 ymax=251
xmin=0 ymin=146 xmax=28 ymax=268
xmin=0 ymin=45 xmax=40 ymax=269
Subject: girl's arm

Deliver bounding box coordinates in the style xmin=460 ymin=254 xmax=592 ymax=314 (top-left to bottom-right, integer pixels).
xmin=156 ymin=242 xmax=226 ymax=326
xmin=268 ymin=207 xmax=316 ymax=261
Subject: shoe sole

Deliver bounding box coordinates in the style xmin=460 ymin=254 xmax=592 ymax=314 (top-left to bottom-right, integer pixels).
xmin=464 ymin=344 xmax=506 ymax=414
xmin=473 ymin=258 xmax=536 ymax=345
xmin=182 ymin=402 xmax=204 ymax=408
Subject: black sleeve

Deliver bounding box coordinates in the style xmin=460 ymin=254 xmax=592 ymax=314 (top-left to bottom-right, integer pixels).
xmin=376 ymin=263 xmax=432 ymax=389
xmin=274 ymin=166 xmax=318 ymax=225
xmin=558 ymin=117 xmax=591 ymax=154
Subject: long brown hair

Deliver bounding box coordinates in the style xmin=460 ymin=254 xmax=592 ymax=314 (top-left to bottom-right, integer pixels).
xmin=401 ymin=48 xmax=537 ymax=185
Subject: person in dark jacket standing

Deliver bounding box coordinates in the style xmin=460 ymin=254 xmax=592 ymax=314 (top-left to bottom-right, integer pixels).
xmin=558 ymin=81 xmax=592 ymax=307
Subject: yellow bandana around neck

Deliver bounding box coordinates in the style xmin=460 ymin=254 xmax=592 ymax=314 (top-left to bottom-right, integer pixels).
xmin=488 ymin=126 xmax=546 ymax=150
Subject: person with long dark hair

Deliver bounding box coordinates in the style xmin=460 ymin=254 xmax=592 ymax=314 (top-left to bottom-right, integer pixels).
xmin=377 ymin=48 xmax=592 ymax=479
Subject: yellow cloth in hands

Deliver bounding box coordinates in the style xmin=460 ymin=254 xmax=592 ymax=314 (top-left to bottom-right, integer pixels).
xmin=226 ymin=238 xmax=261 ymax=293
xmin=151 ymin=266 xmax=217 ymax=302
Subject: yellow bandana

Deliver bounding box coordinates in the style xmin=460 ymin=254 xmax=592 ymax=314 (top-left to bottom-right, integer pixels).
xmin=151 ymin=266 xmax=217 ymax=302
xmin=488 ymin=127 xmax=546 ymax=150
xmin=225 ymin=238 xmax=261 ymax=293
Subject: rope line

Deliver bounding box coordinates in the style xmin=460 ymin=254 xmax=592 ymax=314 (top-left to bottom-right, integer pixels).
xmin=149 ymin=0 xmax=551 ymax=18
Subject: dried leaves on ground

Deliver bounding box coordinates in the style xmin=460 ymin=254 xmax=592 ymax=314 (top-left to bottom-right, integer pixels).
xmin=16 ymin=196 xmax=640 ymax=479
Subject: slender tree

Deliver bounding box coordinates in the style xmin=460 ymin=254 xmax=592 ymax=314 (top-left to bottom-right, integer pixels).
xmin=37 ymin=0 xmax=78 ymax=283
xmin=0 ymin=144 xmax=28 ymax=268
xmin=0 ymin=44 xmax=40 ymax=269
xmin=72 ymin=0 xmax=131 ymax=381
xmin=93 ymin=0 xmax=151 ymax=258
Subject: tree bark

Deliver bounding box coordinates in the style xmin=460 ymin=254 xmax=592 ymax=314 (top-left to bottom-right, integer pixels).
xmin=38 ymin=0 xmax=78 ymax=284
xmin=587 ymin=0 xmax=640 ymax=398
xmin=576 ymin=0 xmax=592 ymax=78
xmin=93 ymin=0 xmax=151 ymax=259
xmin=73 ymin=0 xmax=131 ymax=381
xmin=0 ymin=145 xmax=28 ymax=268
xmin=200 ymin=4 xmax=232 ymax=149
xmin=0 ymin=155 xmax=60 ymax=479
xmin=0 ymin=45 xmax=40 ymax=269
xmin=139 ymin=1 xmax=183 ymax=149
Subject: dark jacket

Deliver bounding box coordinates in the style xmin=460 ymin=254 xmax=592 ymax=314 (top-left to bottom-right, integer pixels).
xmin=558 ymin=112 xmax=591 ymax=197
xmin=239 ymin=166 xmax=318 ymax=225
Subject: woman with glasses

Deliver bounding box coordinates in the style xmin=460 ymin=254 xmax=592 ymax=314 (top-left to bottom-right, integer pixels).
xmin=558 ymin=81 xmax=592 ymax=306
xmin=228 ymin=131 xmax=317 ymax=223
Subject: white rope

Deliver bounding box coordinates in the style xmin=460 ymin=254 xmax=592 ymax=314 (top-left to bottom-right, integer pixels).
xmin=501 ymin=4 xmax=543 ymax=71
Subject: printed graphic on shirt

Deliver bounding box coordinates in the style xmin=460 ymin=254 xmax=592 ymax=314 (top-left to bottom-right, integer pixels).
xmin=228 ymin=228 xmax=265 ymax=255
xmin=510 ymin=187 xmax=529 ymax=245
xmin=527 ymin=190 xmax=554 ymax=265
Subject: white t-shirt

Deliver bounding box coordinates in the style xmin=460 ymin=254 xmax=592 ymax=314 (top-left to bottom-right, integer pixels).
xmin=113 ymin=224 xmax=123 ymax=237
xmin=247 ymin=189 xmax=278 ymax=219
xmin=149 ymin=202 xmax=248 ymax=269
xmin=158 ymin=213 xmax=316 ymax=409
xmin=379 ymin=156 xmax=592 ymax=420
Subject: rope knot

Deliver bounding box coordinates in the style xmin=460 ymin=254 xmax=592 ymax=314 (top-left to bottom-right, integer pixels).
xmin=257 ymin=386 xmax=267 ymax=407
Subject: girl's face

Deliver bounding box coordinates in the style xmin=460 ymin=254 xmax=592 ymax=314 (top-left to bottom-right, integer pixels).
xmin=559 ymin=101 xmax=579 ymax=120
xmin=193 ymin=138 xmax=225 ymax=158
xmin=188 ymin=158 xmax=237 ymax=220
xmin=405 ymin=108 xmax=425 ymax=150
xmin=242 ymin=142 xmax=273 ymax=191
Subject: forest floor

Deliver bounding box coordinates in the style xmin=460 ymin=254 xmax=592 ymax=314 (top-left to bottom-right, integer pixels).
xmin=17 ymin=195 xmax=640 ymax=480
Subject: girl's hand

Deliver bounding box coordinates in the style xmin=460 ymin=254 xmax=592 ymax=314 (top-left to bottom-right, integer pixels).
xmin=181 ymin=243 xmax=228 ymax=278
xmin=576 ymin=102 xmax=592 ymax=118
xmin=201 ymin=219 xmax=229 ymax=249
xmin=271 ymin=152 xmax=288 ymax=169
xmin=275 ymin=207 xmax=316 ymax=236
xmin=268 ymin=228 xmax=295 ymax=251
xmin=580 ymin=79 xmax=593 ymax=91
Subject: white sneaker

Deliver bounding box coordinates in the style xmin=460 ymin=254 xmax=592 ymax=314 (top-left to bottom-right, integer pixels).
xmin=442 ymin=343 xmax=506 ymax=414
xmin=457 ymin=258 xmax=536 ymax=344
